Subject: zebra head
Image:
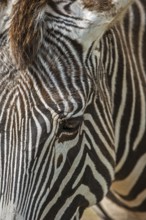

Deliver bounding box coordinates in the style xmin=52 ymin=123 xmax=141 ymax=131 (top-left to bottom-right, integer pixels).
xmin=0 ymin=0 xmax=133 ymax=219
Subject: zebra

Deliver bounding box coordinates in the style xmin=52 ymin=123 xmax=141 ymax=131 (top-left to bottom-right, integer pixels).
xmin=0 ymin=0 xmax=145 ymax=220
xmin=92 ymin=0 xmax=146 ymax=219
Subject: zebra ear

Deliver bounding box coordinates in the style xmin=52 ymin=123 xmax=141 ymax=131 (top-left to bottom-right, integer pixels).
xmin=9 ymin=0 xmax=46 ymax=69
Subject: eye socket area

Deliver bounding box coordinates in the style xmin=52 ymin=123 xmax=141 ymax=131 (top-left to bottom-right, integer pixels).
xmin=61 ymin=116 xmax=83 ymax=133
xmin=57 ymin=116 xmax=83 ymax=143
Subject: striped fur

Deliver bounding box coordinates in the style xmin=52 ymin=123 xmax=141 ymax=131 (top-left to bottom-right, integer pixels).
xmin=93 ymin=0 xmax=146 ymax=219
xmin=0 ymin=0 xmax=145 ymax=219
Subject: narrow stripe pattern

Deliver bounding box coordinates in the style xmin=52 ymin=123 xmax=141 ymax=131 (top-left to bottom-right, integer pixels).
xmin=94 ymin=0 xmax=146 ymax=219
xmin=0 ymin=0 xmax=117 ymax=219
xmin=0 ymin=0 xmax=145 ymax=220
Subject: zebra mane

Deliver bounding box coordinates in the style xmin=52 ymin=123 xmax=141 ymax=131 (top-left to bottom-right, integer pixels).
xmin=7 ymin=0 xmax=132 ymax=70
xmin=9 ymin=0 xmax=47 ymax=69
xmin=82 ymin=0 xmax=113 ymax=11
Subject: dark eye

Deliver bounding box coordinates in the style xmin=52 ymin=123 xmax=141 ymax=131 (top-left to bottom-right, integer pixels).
xmin=61 ymin=116 xmax=83 ymax=133
xmin=57 ymin=116 xmax=83 ymax=143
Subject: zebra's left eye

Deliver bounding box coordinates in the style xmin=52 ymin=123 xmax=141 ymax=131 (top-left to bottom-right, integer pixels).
xmin=57 ymin=116 xmax=83 ymax=143
xmin=61 ymin=116 xmax=83 ymax=133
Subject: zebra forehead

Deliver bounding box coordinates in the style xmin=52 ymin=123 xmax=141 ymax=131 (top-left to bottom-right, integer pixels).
xmin=8 ymin=0 xmax=133 ymax=69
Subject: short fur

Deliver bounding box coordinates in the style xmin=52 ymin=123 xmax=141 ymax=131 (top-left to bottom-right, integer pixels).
xmin=82 ymin=0 xmax=113 ymax=11
xmin=9 ymin=0 xmax=47 ymax=69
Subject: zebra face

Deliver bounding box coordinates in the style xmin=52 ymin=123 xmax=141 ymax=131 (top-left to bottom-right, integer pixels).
xmin=0 ymin=0 xmax=133 ymax=219
xmin=8 ymin=0 xmax=133 ymax=69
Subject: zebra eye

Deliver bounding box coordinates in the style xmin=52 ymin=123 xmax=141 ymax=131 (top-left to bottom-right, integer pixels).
xmin=57 ymin=116 xmax=83 ymax=143
xmin=61 ymin=116 xmax=83 ymax=133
